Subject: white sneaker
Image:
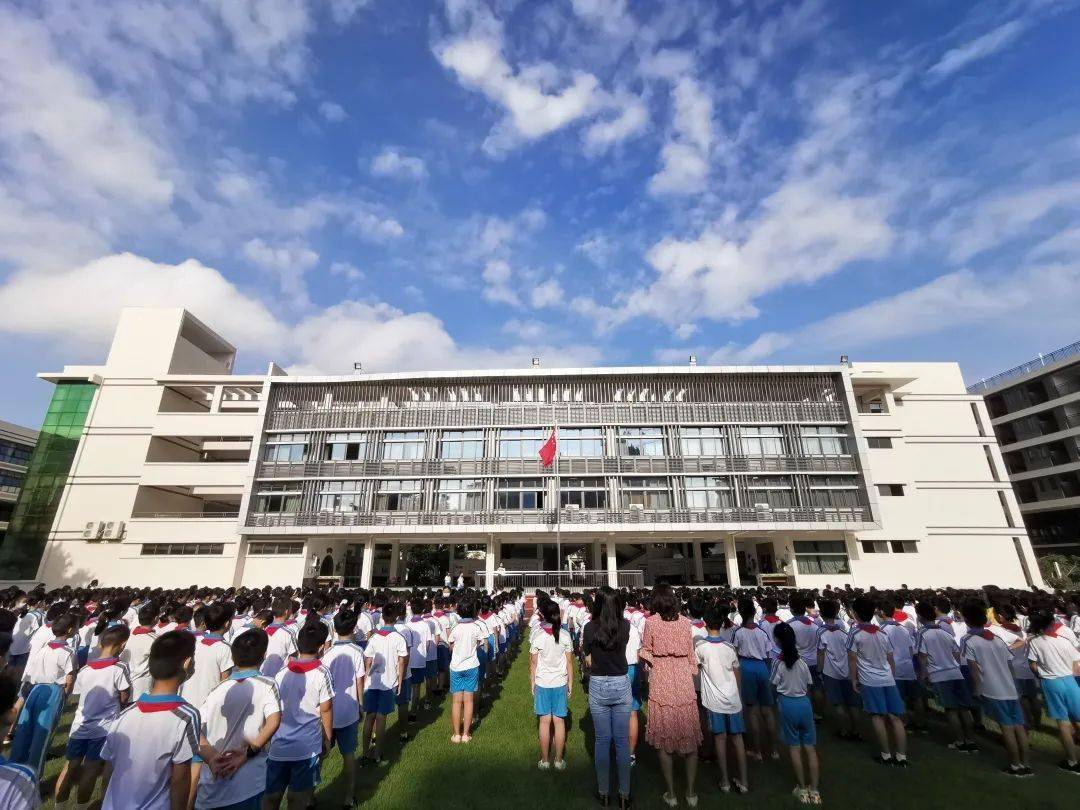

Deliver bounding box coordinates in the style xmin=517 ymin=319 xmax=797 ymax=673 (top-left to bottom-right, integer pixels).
xmin=537 ymin=760 xmax=552 ymax=771
xmin=554 ymin=759 xmax=567 ymax=771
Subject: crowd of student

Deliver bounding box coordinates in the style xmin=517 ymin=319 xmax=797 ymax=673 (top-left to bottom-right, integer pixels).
xmin=0 ymin=582 xmax=1076 ymax=809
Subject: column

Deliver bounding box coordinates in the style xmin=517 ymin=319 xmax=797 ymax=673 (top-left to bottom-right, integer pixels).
xmin=388 ymin=540 xmax=401 ymax=584
xmin=536 ymin=543 xmax=544 ymax=569
xmin=360 ymin=538 xmax=375 ymax=589
xmin=447 ymin=542 xmax=455 ymax=577
xmin=692 ymin=540 xmax=704 ymax=584
xmin=606 ymin=538 xmax=618 ymax=588
xmin=724 ymin=535 xmax=740 ymax=588
xmin=484 ymin=538 xmax=496 ymax=591
xmin=592 ymin=540 xmax=602 ymax=571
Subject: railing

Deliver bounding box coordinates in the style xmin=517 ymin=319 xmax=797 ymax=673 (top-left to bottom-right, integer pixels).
xmin=0 ymin=484 xmax=21 ymax=497
xmin=131 ymin=511 xmax=240 ymax=519
xmin=488 ymin=569 xmax=645 ymax=589
xmin=246 ymin=506 xmax=869 ymax=529
xmin=967 ymin=339 xmax=1080 ymax=394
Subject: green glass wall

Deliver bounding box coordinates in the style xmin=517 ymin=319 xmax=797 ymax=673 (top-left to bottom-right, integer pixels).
xmin=0 ymin=382 xmax=96 ymax=579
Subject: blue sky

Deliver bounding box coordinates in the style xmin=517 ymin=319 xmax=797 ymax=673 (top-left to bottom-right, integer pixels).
xmin=2 ymin=0 xmax=1080 ymax=427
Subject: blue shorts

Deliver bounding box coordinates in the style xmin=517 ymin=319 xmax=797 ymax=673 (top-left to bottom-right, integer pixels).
xmin=65 ymin=736 xmax=106 ymax=761
xmin=895 ymin=679 xmax=922 ymax=704
xmin=209 ymin=796 xmax=263 ymax=810
xmin=438 ymin=646 xmax=451 ymax=673
xmin=933 ymin=678 xmax=975 ymax=710
xmin=8 ymin=652 xmax=28 ymax=669
xmin=409 ymin=667 xmax=426 ymax=686
xmin=806 ymin=664 xmax=823 ymax=688
xmin=981 ymin=697 xmax=1024 ymax=727
xmin=1014 ymin=679 xmax=1038 ymax=699
xmin=332 ymin=721 xmax=359 ymax=755
xmin=396 ymin=678 xmax=412 ymax=706
xmin=477 ymin=646 xmax=488 ymax=680
xmin=77 ymin=647 xmax=89 ymax=668
xmin=861 ymin=684 xmax=906 ymax=716
xmin=450 ymin=667 xmax=479 ymax=694
xmin=363 ymin=688 xmax=395 ymax=716
xmin=266 ymin=757 xmax=320 ymax=794
xmin=709 ymin=710 xmax=745 ymax=735
xmin=1041 ymin=676 xmax=1080 ymax=722
xmin=487 ymin=635 xmax=496 ymax=657
xmin=499 ymin=640 xmax=508 ymax=656
xmin=425 ymin=660 xmax=437 ymax=679
xmin=627 ymin=664 xmax=642 ymax=711
xmin=739 ymin=658 xmax=774 ymax=707
xmin=778 ymin=695 xmax=816 ymax=746
xmin=823 ymin=675 xmax=859 ymax=708
xmin=534 ymin=685 xmax=568 ymax=718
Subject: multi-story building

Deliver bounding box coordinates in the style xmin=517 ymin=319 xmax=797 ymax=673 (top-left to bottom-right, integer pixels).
xmin=968 ymin=340 xmax=1080 ymax=556
xmin=0 ymin=307 xmax=1042 ymax=590
xmin=0 ymin=420 xmax=38 ymax=549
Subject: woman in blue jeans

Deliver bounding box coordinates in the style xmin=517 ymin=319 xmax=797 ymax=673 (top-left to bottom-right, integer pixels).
xmin=582 ymin=586 xmax=633 ymax=808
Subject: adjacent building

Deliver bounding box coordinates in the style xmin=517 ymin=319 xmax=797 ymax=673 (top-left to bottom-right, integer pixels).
xmin=0 ymin=420 xmax=38 ymax=550
xmin=968 ymin=340 xmax=1080 ymax=556
xmin=1 ymin=307 xmax=1042 ymax=590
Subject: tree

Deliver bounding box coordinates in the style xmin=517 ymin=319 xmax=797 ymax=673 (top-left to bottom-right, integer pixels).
xmin=1039 ymin=554 xmax=1080 ymax=591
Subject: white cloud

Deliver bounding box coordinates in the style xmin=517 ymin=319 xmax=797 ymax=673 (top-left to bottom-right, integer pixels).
xmin=242 ymin=237 xmax=319 ymax=302
xmin=530 ymin=278 xmax=564 ymax=308
xmin=582 ymin=92 xmax=648 ymax=154
xmin=576 ymin=232 xmax=614 ymax=266
xmin=481 ymin=259 xmax=520 ymax=306
xmin=350 ymin=208 xmax=405 ymax=241
xmin=927 ymin=19 xmax=1026 ymax=79
xmin=649 ymin=77 xmax=713 ymax=196
xmin=370 ymin=147 xmax=427 ymax=180
xmin=570 ymin=0 xmax=636 ymax=39
xmin=502 ymin=318 xmax=550 ymax=342
xmin=318 ymin=100 xmax=347 ymax=121
xmin=329 ymin=261 xmax=364 ymax=281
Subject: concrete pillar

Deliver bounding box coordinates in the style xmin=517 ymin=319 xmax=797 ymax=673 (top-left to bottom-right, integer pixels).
xmin=592 ymin=540 xmax=602 ymax=571
xmin=724 ymin=535 xmax=740 ymax=588
xmin=692 ymin=540 xmax=704 ymax=584
xmin=210 ymin=385 xmax=224 ymax=413
xmin=484 ymin=538 xmax=496 ymax=592
xmin=388 ymin=540 xmax=401 ymax=583
xmin=360 ymin=538 xmax=375 ymax=589
xmin=536 ymin=543 xmax=544 ymax=568
xmin=606 ymin=539 xmax=618 ymax=588
xmin=447 ymin=542 xmax=455 ymax=577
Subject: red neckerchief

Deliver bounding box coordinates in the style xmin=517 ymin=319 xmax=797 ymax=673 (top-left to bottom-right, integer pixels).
xmin=763 ymin=615 xmax=780 ymax=624
xmin=1046 ymin=622 xmax=1062 ymax=638
xmin=691 ymin=620 xmax=705 ymax=628
xmin=823 ymin=622 xmax=841 ymax=632
xmin=976 ymin=629 xmax=995 ymax=641
xmin=132 ymin=626 xmax=153 ymax=635
xmin=375 ymin=629 xmax=394 ymax=637
xmin=479 ymin=611 xmax=493 ymax=619
xmin=540 ymin=622 xmax=554 ymax=635
xmin=892 ymin=611 xmax=908 ymax=622
xmin=433 ymin=611 xmax=445 ymax=617
xmin=1000 ymin=622 xmax=1022 ymax=634
xmin=87 ymin=657 xmax=118 ymax=670
xmin=83 ymin=617 xmax=98 ymax=627
xmin=793 ymin=616 xmax=813 ymax=625
xmin=173 ymin=623 xmax=189 ymax=632
xmin=287 ymin=659 xmax=321 ymax=673
xmin=200 ymin=635 xmax=223 ymax=646
xmin=266 ymin=623 xmax=286 ymax=636
xmin=137 ymin=695 xmax=187 ymax=713
xmin=47 ymin=641 xmax=68 ymax=649
xmin=858 ymin=623 xmax=879 ymax=634
xmin=156 ymin=621 xmax=170 ymax=629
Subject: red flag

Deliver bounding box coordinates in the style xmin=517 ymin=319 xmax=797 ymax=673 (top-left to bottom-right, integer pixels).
xmin=538 ymin=428 xmax=557 ymax=467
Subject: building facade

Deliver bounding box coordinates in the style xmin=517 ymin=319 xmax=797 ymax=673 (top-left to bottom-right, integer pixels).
xmin=0 ymin=420 xmax=38 ymax=550
xmin=6 ymin=307 xmax=1042 ymax=590
xmin=969 ymin=340 xmax=1080 ymax=556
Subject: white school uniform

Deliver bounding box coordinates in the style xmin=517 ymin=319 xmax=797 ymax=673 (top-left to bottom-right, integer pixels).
xmin=406 ymin=617 xmax=434 ymax=672
xmin=689 ymin=619 xmax=708 ymax=641
xmin=816 ymin=622 xmax=851 ymax=679
xmin=917 ymin=625 xmax=963 ymax=682
xmin=101 ymin=694 xmax=200 ymax=810
xmin=787 ymin=615 xmax=822 ymax=668
xmin=530 ymin=626 xmax=571 ymax=688
xmin=0 ymin=758 xmax=38 ymax=809
xmin=122 ymin=627 xmax=157 ymax=697
xmin=423 ymin=615 xmax=441 ymax=662
xmin=880 ymin=621 xmax=916 ymax=681
xmin=23 ymin=640 xmax=75 ymax=686
xmin=269 ymin=661 xmax=334 ymax=762
xmin=771 ymin=658 xmax=813 ymax=697
xmin=27 ymin=622 xmax=57 ymax=660
xmin=196 ymin=672 xmax=282 ymax=809
xmin=961 ymin=631 xmax=1018 ymax=700
xmin=988 ymin=623 xmax=1035 ymax=683
xmin=1028 ymin=632 xmax=1080 ymax=679
xmin=625 ymin=621 xmax=642 ymax=666
xmin=181 ymin=635 xmax=234 ymax=708
xmin=448 ymin=620 xmax=485 ymax=671
xmin=260 ymin=625 xmax=298 ymax=677
xmin=364 ymin=629 xmax=409 ymax=690
xmin=70 ymin=658 xmax=132 ymax=741
xmin=10 ymin=611 xmax=44 ymax=657
xmin=696 ymin=637 xmax=742 ymax=714
xmin=322 ymin=641 xmax=366 ymax=729
xmin=624 ymin=608 xmax=646 ymax=634
xmin=846 ymin=625 xmax=895 ymax=687
xmin=732 ymin=624 xmax=771 ymax=660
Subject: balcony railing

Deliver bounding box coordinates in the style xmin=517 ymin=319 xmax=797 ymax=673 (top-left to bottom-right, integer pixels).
xmin=131 ymin=511 xmax=240 ymax=520
xmin=491 ymin=569 xmax=645 ymax=589
xmin=967 ymin=339 xmax=1080 ymax=394
xmin=246 ymin=506 xmax=869 ymax=529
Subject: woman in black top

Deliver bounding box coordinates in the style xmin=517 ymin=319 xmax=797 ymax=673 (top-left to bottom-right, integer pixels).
xmin=582 ymin=586 xmax=632 ymax=808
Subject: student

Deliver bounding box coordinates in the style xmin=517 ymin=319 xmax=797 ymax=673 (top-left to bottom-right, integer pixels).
xmin=392 ymin=605 xmax=420 ymax=741
xmin=696 ymin=607 xmax=748 ymax=795
xmin=266 ymin=621 xmax=334 ymax=810
xmin=19 ymin=612 xmax=77 ymax=713
xmin=847 ymin=596 xmax=908 ymax=765
xmin=815 ymin=600 xmax=859 ymax=740
xmin=0 ymin=671 xmax=39 ymax=809
xmin=959 ymin=601 xmax=1032 ymax=777
xmin=530 ymin=600 xmax=573 ymax=771
xmin=8 ymin=595 xmax=45 ymax=675
xmin=990 ymin=604 xmax=1040 ymax=727
xmin=1026 ymin=609 xmax=1080 ymax=774
xmin=123 ymin=602 xmax=159 ymax=699
xmin=406 ymin=597 xmax=434 ymax=722
xmin=100 ymin=631 xmax=201 ymax=810
xmin=181 ymin=603 xmax=234 ymax=710
xmin=916 ymin=601 xmax=978 ymax=753
xmin=56 ymin=624 xmax=132 ymax=810
xmin=877 ymin=597 xmax=921 ymax=727
xmin=322 ymin=609 xmax=366 ymax=808
xmin=195 ymin=629 xmax=282 ymax=810
xmin=447 ymin=597 xmax=485 ymax=744
xmin=786 ymin=595 xmax=823 ymax=719
xmin=362 ymin=602 xmax=409 ymax=762
xmin=772 ymin=622 xmax=820 ymax=806
xmin=625 ymin=610 xmax=643 ymax=766
xmin=731 ymin=598 xmax=777 ymax=761
xmin=421 ymin=601 xmax=441 ymax=703
xmin=261 ymin=598 xmax=298 ymax=678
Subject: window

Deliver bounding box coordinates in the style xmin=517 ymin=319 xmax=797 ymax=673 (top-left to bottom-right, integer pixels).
xmin=620 ymin=477 xmax=672 ymax=509
xmin=255 ymin=484 xmax=302 ymax=513
xmin=745 ymin=476 xmax=795 ymax=508
xmin=618 ymin=427 xmax=665 ymax=457
xmin=440 ymin=431 xmax=485 ymax=460
xmin=890 ymin=541 xmax=918 ymax=554
xmin=496 ymin=478 xmax=546 ymax=510
xmin=558 ymin=428 xmax=604 ymax=457
xmin=793 ymin=540 xmax=850 ymax=575
xmin=740 ymin=426 xmax=784 ymax=456
xmin=800 ymin=426 xmax=848 ymax=455
xmin=382 ymin=432 xmax=426 ymax=461
xmin=142 ymin=543 xmax=224 ymax=556
xmin=324 ymin=432 xmax=367 ymax=461
xmin=248 ymin=542 xmax=304 ymax=555
xmin=808 ymin=476 xmax=862 ymax=508
xmin=262 ymin=433 xmax=309 ymax=463
xmin=876 ymin=484 xmax=905 ymax=497
xmin=559 ymin=477 xmax=607 ymax=509
xmin=375 ymin=479 xmax=423 ymax=511
xmin=498 ymin=429 xmax=548 ymax=459
xmin=318 ymin=480 xmax=366 ymax=513
xmin=861 ymin=541 xmax=888 ymax=554
xmin=0 ymin=440 xmax=32 ymax=467
xmin=0 ymin=471 xmax=25 ymax=492
xmin=866 ymin=437 xmax=893 ymax=449
xmin=683 ymin=476 xmax=734 ymax=508
xmin=436 ymin=479 xmax=485 ymax=511
xmin=679 ymin=427 xmax=726 ymax=457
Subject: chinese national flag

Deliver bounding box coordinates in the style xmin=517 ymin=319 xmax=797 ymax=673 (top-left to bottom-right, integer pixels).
xmin=538 ymin=428 xmax=557 ymax=468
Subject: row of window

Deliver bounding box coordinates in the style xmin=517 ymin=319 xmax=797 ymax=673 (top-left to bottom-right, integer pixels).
xmin=254 ymin=475 xmax=866 ymax=514
xmin=861 ymin=540 xmax=918 ymax=554
xmin=139 ymin=542 xmax=304 ymax=557
xmin=263 ymin=425 xmax=852 ymax=464
xmin=0 ymin=440 xmax=33 ymax=467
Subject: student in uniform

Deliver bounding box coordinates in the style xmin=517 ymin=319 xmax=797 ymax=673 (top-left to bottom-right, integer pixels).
xmin=322 ymin=609 xmax=366 ymax=808
xmin=847 ymin=596 xmax=908 ymax=766
xmin=421 ymin=601 xmax=441 ymax=705
xmin=877 ymin=597 xmax=921 ymax=727
xmin=266 ymin=621 xmax=334 ymax=810
xmin=991 ymin=604 xmax=1040 ymax=727
xmin=8 ymin=595 xmax=45 ymax=675
xmin=959 ymin=601 xmax=1032 ymax=778
xmin=696 ymin=607 xmax=748 ymax=795
xmin=55 ymin=624 xmax=132 ymax=810
xmin=731 ymin=598 xmax=776 ymax=761
xmin=772 ymin=622 xmax=820 ymax=806
xmin=182 ymin=603 xmax=235 ymax=711
xmin=195 ymin=629 xmax=282 ymax=810
xmin=18 ymin=612 xmax=77 ymax=714
xmin=406 ymin=597 xmax=434 ymax=723
xmin=624 ymin=610 xmax=643 ymax=767
xmin=123 ymin=602 xmax=159 ymax=700
xmin=362 ymin=602 xmax=409 ymax=762
xmin=1026 ymin=609 xmax=1080 ymax=774
xmin=915 ymin=601 xmax=978 ymax=753
xmin=392 ymin=605 xmax=420 ymax=742
xmin=786 ymin=595 xmax=823 ymax=720
xmin=100 ymin=631 xmax=201 ymax=810
xmin=815 ymin=600 xmax=859 ymax=740
xmin=0 ymin=671 xmax=39 ymax=810
xmin=530 ymin=600 xmax=573 ymax=771
xmin=447 ymin=597 xmax=485 ymax=744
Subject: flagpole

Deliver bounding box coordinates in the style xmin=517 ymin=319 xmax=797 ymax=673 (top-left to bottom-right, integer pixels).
xmin=554 ymin=413 xmax=561 ymax=587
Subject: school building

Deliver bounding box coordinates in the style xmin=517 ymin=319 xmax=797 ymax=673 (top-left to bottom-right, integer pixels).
xmin=0 ymin=307 xmax=1043 ymax=591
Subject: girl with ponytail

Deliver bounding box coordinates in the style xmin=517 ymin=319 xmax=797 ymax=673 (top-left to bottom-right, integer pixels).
xmin=770 ymin=622 xmax=820 ymax=805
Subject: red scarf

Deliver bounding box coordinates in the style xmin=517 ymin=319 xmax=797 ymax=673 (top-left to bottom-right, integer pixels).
xmin=88 ymin=657 xmax=118 ymax=669
xmin=763 ymin=615 xmax=780 ymax=624
xmin=1046 ymin=622 xmax=1062 ymax=638
xmin=132 ymin=626 xmax=153 ymax=635
xmin=47 ymin=640 xmax=68 ymax=649
xmin=794 ymin=616 xmax=813 ymax=625
xmin=858 ymin=623 xmax=879 ymax=634
xmin=287 ymin=659 xmax=322 ymax=673
xmin=1000 ymin=622 xmax=1022 ymax=634
xmin=892 ymin=611 xmax=908 ymax=623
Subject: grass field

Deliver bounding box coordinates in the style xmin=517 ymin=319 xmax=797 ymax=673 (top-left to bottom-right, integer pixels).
xmin=32 ymin=645 xmax=1080 ymax=809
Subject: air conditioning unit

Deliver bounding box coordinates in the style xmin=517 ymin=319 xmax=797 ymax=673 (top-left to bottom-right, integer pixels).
xmin=629 ymin=503 xmax=644 ymax=511
xmin=102 ymin=521 xmax=125 ymax=541
xmin=83 ymin=521 xmax=103 ymax=541
xmin=753 ymin=502 xmax=771 ymax=510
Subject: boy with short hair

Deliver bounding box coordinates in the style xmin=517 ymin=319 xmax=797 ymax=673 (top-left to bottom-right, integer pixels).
xmin=322 ymin=609 xmax=366 ymax=807
xmin=56 ymin=624 xmax=132 ymax=810
xmin=1026 ymin=609 xmax=1080 ymax=774
xmin=406 ymin=597 xmax=434 ymax=721
xmin=877 ymin=597 xmax=922 ymax=729
xmin=195 ymin=629 xmax=282 ymax=810
xmin=847 ymin=596 xmax=908 ymax=765
xmin=123 ymin=602 xmax=159 ymax=699
xmin=181 ymin=603 xmax=234 ymax=710
xmin=696 ymin=607 xmax=748 ymax=794
xmin=363 ymin=602 xmax=409 ymax=762
xmin=787 ymin=595 xmax=823 ymax=719
xmin=266 ymin=621 xmax=333 ymax=810
xmin=447 ymin=598 xmax=485 ymax=744
xmin=816 ymin=600 xmax=859 ymax=741
xmin=100 ymin=631 xmax=200 ymax=810
xmin=261 ymin=598 xmax=298 ymax=677
xmin=21 ymin=613 xmax=77 ymax=699
xmin=392 ymin=604 xmax=420 ymax=740
xmin=916 ymin=601 xmax=978 ymax=753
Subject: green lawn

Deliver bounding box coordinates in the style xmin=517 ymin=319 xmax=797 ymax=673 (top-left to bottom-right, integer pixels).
xmin=35 ymin=648 xmax=1080 ymax=808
